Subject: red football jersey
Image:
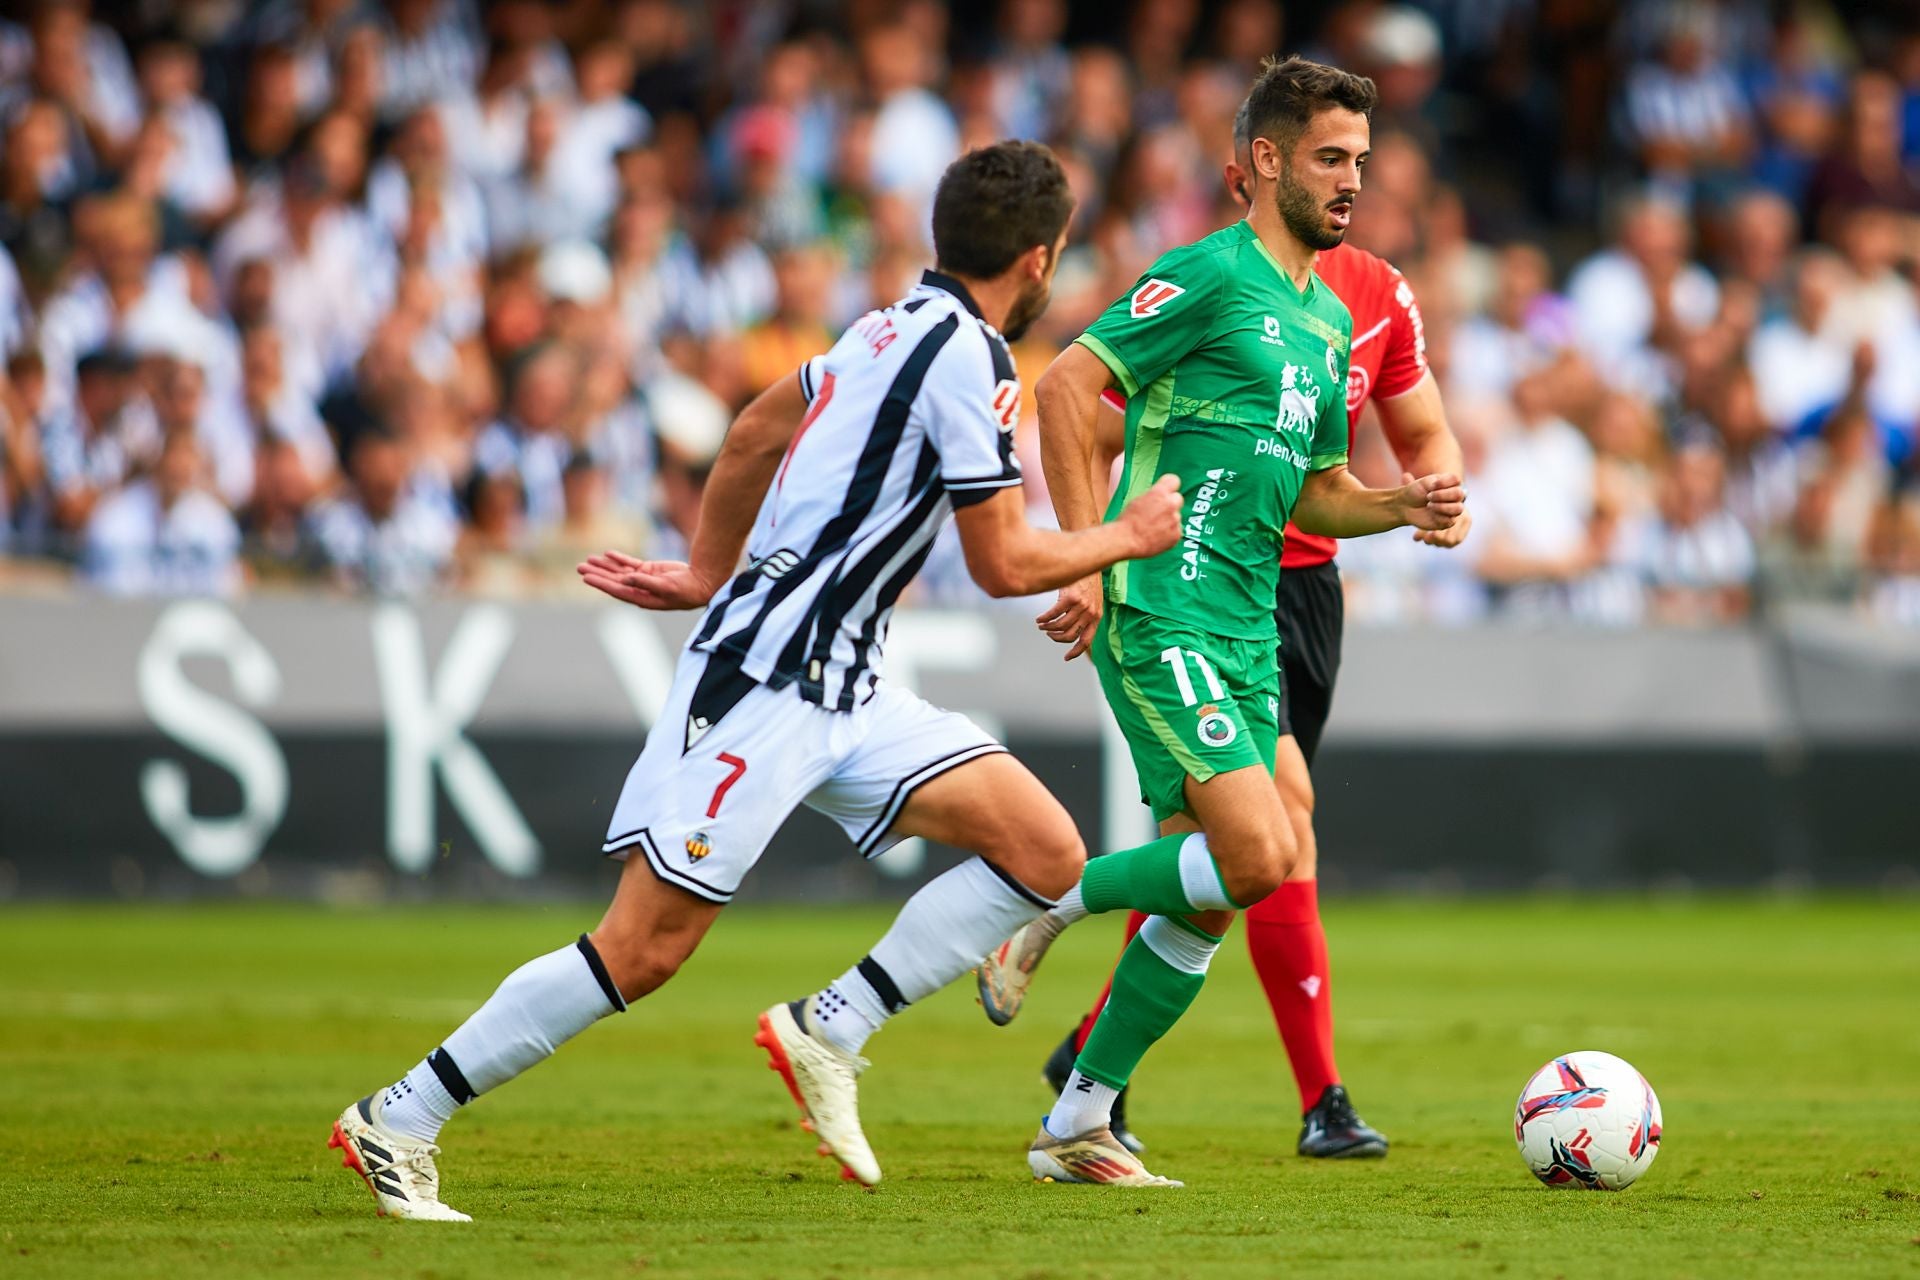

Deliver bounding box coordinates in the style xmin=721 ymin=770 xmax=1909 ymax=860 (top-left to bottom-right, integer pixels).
xmin=1281 ymin=242 xmax=1430 ymax=569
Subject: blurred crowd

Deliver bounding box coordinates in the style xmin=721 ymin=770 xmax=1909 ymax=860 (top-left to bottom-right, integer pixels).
xmin=0 ymin=0 xmax=1917 ymax=627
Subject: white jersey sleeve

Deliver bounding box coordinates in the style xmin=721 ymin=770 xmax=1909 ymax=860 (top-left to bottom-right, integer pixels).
xmin=920 ymin=324 xmax=1023 ymax=506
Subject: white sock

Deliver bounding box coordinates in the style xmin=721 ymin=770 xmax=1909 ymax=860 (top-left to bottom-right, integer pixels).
xmin=1136 ymin=913 xmax=1221 ymax=975
xmin=1045 ymin=1069 xmax=1119 ymax=1139
xmin=1049 ymin=882 xmax=1088 ymax=925
xmin=809 ymin=857 xmax=1052 ymax=1054
xmin=379 ymin=1055 xmax=461 ymax=1144
xmin=381 ymin=935 xmax=625 ymax=1142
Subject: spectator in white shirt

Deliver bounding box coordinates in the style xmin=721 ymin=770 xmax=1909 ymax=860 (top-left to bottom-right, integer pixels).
xmin=135 ymin=31 xmax=236 ymax=223
xmin=1449 ymin=242 xmax=1575 ymax=399
xmin=548 ymin=40 xmax=650 ymax=240
xmin=83 ymin=429 xmax=240 ymax=596
xmin=307 ymin=427 xmax=456 ymax=595
xmin=860 ymin=24 xmax=959 ymax=217
xmin=1566 ymin=193 xmax=1719 ymax=395
xmin=1749 ymin=248 xmax=1920 ymax=453
xmin=39 ymin=346 xmax=137 ymax=542
xmin=214 ymin=156 xmax=395 ymax=393
xmin=1470 ymin=366 xmax=1604 ymax=617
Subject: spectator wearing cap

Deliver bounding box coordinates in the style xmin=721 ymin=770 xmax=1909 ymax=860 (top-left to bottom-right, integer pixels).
xmin=730 ymin=105 xmax=824 ymax=249
xmin=452 ymin=464 xmax=531 ymax=597
xmin=133 ymin=29 xmax=235 ymax=225
xmin=38 ymin=346 xmax=136 ymax=545
xmin=307 ymin=427 xmax=457 ymax=595
xmin=83 ymin=429 xmax=240 ymax=596
xmin=644 ymin=368 xmax=727 ymax=559
xmin=1358 ymin=5 xmax=1445 ymax=159
xmin=536 ymin=238 xmax=614 ymax=346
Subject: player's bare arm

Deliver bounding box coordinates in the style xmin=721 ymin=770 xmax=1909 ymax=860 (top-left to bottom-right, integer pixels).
xmin=1032 ymin=342 xmax=1122 ymax=658
xmin=577 ymin=372 xmax=808 ymax=610
xmin=953 ymin=474 xmax=1181 ymax=599
xmin=1291 ymin=464 xmax=1464 ymax=538
xmin=1376 ymin=372 xmax=1473 ymax=548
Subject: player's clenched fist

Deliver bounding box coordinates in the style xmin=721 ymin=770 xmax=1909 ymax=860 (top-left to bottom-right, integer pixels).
xmin=1394 ymin=472 xmax=1466 ymax=532
xmin=1118 ymin=473 xmax=1184 ymax=556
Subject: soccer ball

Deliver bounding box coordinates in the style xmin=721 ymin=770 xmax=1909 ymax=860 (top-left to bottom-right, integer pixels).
xmin=1514 ymin=1050 xmax=1662 ymax=1190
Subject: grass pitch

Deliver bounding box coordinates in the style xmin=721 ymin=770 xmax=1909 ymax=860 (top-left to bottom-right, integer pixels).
xmin=2 ymin=895 xmax=1916 ymax=1279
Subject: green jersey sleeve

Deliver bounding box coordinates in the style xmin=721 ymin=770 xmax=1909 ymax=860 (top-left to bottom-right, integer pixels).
xmin=1074 ymin=244 xmax=1226 ymax=397
xmin=1309 ymin=344 xmax=1350 ymax=471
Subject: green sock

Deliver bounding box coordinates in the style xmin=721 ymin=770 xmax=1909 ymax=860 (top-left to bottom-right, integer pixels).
xmin=1079 ymin=831 xmax=1239 ymax=916
xmin=1074 ymin=918 xmax=1222 ymax=1089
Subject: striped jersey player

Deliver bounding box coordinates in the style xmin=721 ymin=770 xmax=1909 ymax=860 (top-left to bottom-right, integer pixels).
xmin=323 ymin=142 xmax=1184 ymax=1218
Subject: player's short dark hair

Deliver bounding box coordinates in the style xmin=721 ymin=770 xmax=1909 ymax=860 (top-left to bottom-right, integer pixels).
xmin=931 ymin=140 xmax=1074 ymax=279
xmin=1244 ymin=55 xmax=1377 ymax=157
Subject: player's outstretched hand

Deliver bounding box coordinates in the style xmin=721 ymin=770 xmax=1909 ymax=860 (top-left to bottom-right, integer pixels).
xmin=1037 ymin=575 xmax=1103 ymax=661
xmin=577 ymin=551 xmax=718 ymax=611
xmin=1395 ymin=472 xmax=1466 ymax=533
xmin=1403 ymin=473 xmax=1474 ymax=547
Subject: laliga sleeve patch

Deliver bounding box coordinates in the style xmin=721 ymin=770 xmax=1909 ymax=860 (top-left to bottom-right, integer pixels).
xmin=1130 ymin=278 xmax=1187 ymax=318
xmin=990 ymin=378 xmax=1020 ymax=430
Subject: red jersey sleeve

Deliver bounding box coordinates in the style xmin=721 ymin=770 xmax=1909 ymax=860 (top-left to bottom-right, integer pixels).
xmin=1374 ymin=266 xmax=1430 ymax=400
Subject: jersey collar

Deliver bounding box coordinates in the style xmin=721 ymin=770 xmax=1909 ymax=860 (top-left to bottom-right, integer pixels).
xmin=919 ymin=269 xmax=986 ymax=321
xmin=1238 ymin=220 xmax=1316 ymax=303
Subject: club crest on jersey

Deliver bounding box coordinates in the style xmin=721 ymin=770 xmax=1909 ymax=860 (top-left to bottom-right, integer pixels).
xmin=685 ymin=831 xmax=712 ymax=862
xmin=990 ymin=378 xmax=1020 ymax=431
xmin=1130 ymin=278 xmax=1185 ymax=318
xmin=1197 ymin=707 xmax=1238 ymax=748
xmin=1325 ymin=344 xmax=1340 ymax=384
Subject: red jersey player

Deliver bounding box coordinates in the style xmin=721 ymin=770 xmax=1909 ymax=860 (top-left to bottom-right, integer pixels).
xmin=1043 ymin=100 xmax=1472 ymax=1159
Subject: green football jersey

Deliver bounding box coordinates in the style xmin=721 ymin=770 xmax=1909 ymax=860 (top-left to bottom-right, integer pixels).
xmin=1077 ymin=220 xmax=1353 ymax=640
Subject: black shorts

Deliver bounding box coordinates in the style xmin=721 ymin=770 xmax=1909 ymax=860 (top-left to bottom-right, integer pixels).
xmin=1275 ymin=559 xmax=1344 ymax=766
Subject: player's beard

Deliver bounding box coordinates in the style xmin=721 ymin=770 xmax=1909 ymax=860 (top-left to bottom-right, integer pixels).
xmin=1002 ymin=278 xmax=1051 ymax=341
xmin=1275 ymin=162 xmax=1349 ymax=252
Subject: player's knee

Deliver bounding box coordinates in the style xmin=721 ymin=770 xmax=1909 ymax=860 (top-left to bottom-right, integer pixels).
xmin=1219 ymin=828 xmax=1293 ymax=906
xmin=1000 ymin=813 xmax=1085 ymax=901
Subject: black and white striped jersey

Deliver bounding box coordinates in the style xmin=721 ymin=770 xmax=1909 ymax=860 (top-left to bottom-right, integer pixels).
xmin=689 ymin=270 xmax=1024 ymax=712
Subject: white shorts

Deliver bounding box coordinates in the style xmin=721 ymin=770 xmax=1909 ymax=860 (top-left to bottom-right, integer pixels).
xmin=602 ymin=648 xmax=1006 ymax=903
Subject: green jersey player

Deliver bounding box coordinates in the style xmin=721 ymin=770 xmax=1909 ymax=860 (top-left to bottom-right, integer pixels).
xmin=976 ymin=56 xmax=1466 ymax=1187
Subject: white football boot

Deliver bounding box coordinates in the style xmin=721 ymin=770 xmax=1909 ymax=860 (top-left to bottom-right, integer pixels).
xmin=976 ymin=914 xmax=1068 ymax=1026
xmin=754 ymin=999 xmax=881 ymax=1186
xmin=1027 ymin=1123 xmax=1183 ymax=1187
xmin=328 ymin=1095 xmax=472 ymax=1221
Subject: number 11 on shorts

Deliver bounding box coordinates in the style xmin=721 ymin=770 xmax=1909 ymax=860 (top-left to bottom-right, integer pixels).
xmin=1159 ymin=646 xmax=1225 ymax=708
xmin=707 ymin=752 xmax=748 ymax=818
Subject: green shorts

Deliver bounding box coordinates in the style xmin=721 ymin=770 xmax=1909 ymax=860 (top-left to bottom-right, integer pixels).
xmin=1090 ymin=604 xmax=1281 ymax=822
